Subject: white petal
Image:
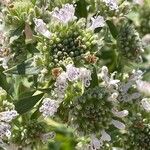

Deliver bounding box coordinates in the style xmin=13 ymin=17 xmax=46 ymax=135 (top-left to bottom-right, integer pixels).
xmin=141 ymin=98 xmax=150 ymax=112
xmin=112 ymin=109 xmax=129 ymax=118
xmin=101 ymin=130 xmax=111 ymax=142
xmin=111 ymin=119 xmax=125 ymax=130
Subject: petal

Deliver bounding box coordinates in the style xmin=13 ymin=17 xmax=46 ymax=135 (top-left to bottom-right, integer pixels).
xmin=111 ymin=119 xmax=126 ymax=130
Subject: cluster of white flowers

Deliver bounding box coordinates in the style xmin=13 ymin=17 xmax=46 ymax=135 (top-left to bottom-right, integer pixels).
xmin=0 ymin=109 xmax=18 ymax=148
xmin=100 ymin=66 xmax=120 ymax=90
xmin=0 ymin=110 xmax=18 ymax=122
xmin=40 ymin=131 xmax=56 ymax=143
xmin=51 ymin=4 xmax=76 ymax=24
xmin=89 ymin=130 xmax=111 ymax=150
xmin=102 ymin=0 xmax=118 ymax=11
xmin=54 ymin=64 xmax=92 ymax=98
xmin=118 ymin=70 xmax=143 ymax=102
xmin=89 ymin=15 xmax=105 ymax=30
xmin=39 ymin=98 xmax=60 ymax=117
xmin=33 ymin=18 xmax=51 ymax=39
xmin=141 ymin=98 xmax=150 ymax=112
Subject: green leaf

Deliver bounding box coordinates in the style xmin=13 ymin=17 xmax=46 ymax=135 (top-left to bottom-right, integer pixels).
xmin=4 ymin=58 xmax=40 ymax=75
xmin=0 ymin=67 xmax=9 ymax=92
xmin=88 ymin=65 xmax=99 ymax=88
xmin=75 ymin=0 xmax=88 ymax=18
xmin=106 ymin=20 xmax=118 ymax=39
xmin=15 ymin=93 xmax=44 ymax=114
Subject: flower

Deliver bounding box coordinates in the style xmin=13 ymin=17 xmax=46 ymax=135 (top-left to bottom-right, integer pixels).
xmin=79 ymin=67 xmax=92 ymax=87
xmin=111 ymin=119 xmax=126 ymax=130
xmin=102 ymin=0 xmax=118 ymax=11
xmin=0 ymin=122 xmax=11 ymax=139
xmin=54 ymin=72 xmax=68 ymax=98
xmin=90 ymin=16 xmax=105 ymax=30
xmin=39 ymin=98 xmax=60 ymax=117
xmin=66 ymin=64 xmax=79 ymax=82
xmin=51 ymin=4 xmax=76 ymax=23
xmin=141 ymin=98 xmax=150 ymax=112
xmin=33 ymin=18 xmax=51 ymax=39
xmin=40 ymin=131 xmax=56 ymax=143
xmin=100 ymin=66 xmax=120 ymax=89
xmin=90 ymin=136 xmax=103 ymax=150
xmin=0 ymin=110 xmax=18 ymax=123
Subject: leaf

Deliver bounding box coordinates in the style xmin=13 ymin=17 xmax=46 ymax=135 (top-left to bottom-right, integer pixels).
xmin=75 ymin=0 xmax=88 ymax=18
xmin=87 ymin=65 xmax=99 ymax=89
xmin=15 ymin=93 xmax=44 ymax=114
xmin=4 ymin=58 xmax=40 ymax=75
xmin=31 ymin=0 xmax=37 ymax=5
xmin=0 ymin=67 xmax=9 ymax=92
xmin=25 ymin=23 xmax=34 ymax=44
xmin=106 ymin=20 xmax=118 ymax=39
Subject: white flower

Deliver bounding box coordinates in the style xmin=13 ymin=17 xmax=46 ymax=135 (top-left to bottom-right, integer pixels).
xmin=141 ymin=98 xmax=150 ymax=112
xmin=130 ymin=70 xmax=143 ymax=81
xmin=51 ymin=4 xmax=76 ymax=24
xmin=102 ymin=0 xmax=118 ymax=10
xmin=41 ymin=131 xmax=56 ymax=143
xmin=0 ymin=122 xmax=11 ymax=139
xmin=90 ymin=136 xmax=103 ymax=150
xmin=79 ymin=67 xmax=92 ymax=87
xmin=100 ymin=66 xmax=120 ymax=89
xmin=136 ymin=80 xmax=150 ymax=96
xmin=0 ymin=110 xmax=18 ymax=123
xmin=33 ymin=18 xmax=51 ymax=39
xmin=100 ymin=130 xmax=111 ymax=142
xmin=54 ymin=72 xmax=68 ymax=98
xmin=90 ymin=16 xmax=105 ymax=30
xmin=112 ymin=109 xmax=129 ymax=118
xmin=66 ymin=64 xmax=79 ymax=82
xmin=39 ymin=98 xmax=59 ymax=117
xmin=111 ymin=119 xmax=125 ymax=130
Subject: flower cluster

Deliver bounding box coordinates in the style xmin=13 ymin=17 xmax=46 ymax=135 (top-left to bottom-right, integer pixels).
xmin=54 ymin=64 xmax=91 ymax=98
xmin=39 ymin=98 xmax=60 ymax=117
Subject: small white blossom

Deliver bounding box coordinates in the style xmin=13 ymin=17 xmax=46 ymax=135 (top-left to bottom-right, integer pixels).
xmin=0 ymin=122 xmax=11 ymax=139
xmin=41 ymin=131 xmax=56 ymax=143
xmin=130 ymin=70 xmax=143 ymax=81
xmin=112 ymin=109 xmax=129 ymax=118
xmin=0 ymin=110 xmax=18 ymax=123
xmin=141 ymin=98 xmax=150 ymax=112
xmin=100 ymin=66 xmax=120 ymax=89
xmin=111 ymin=119 xmax=125 ymax=130
xmin=66 ymin=64 xmax=79 ymax=82
xmin=90 ymin=16 xmax=105 ymax=30
xmin=102 ymin=0 xmax=118 ymax=10
xmin=39 ymin=98 xmax=59 ymax=117
xmin=51 ymin=4 xmax=76 ymax=24
xmin=54 ymin=72 xmax=68 ymax=98
xmin=136 ymin=80 xmax=150 ymax=96
xmin=108 ymin=92 xmax=119 ymax=101
xmin=33 ymin=18 xmax=51 ymax=39
xmin=79 ymin=68 xmax=92 ymax=87
xmin=90 ymin=136 xmax=103 ymax=150
xmin=100 ymin=130 xmax=111 ymax=142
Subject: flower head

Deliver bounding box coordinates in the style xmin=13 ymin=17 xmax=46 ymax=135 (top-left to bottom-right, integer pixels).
xmin=39 ymin=98 xmax=60 ymax=117
xmin=33 ymin=18 xmax=51 ymax=39
xmin=66 ymin=64 xmax=79 ymax=82
xmin=102 ymin=0 xmax=118 ymax=11
xmin=0 ymin=110 xmax=18 ymax=123
xmin=90 ymin=16 xmax=105 ymax=30
xmin=51 ymin=4 xmax=76 ymax=24
xmin=79 ymin=67 xmax=92 ymax=87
